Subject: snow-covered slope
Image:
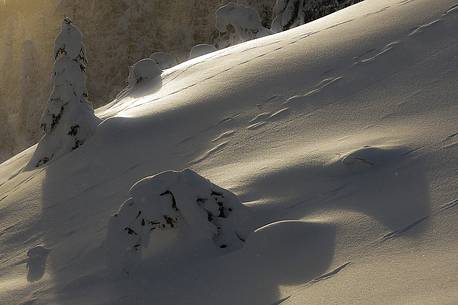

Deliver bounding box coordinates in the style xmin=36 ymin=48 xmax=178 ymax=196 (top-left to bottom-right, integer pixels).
xmin=1 ymin=0 xmax=457 ymax=304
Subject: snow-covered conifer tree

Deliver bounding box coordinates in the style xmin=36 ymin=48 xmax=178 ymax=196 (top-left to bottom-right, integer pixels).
xmin=28 ymin=18 xmax=99 ymax=168
xmin=214 ymin=2 xmax=272 ymax=49
xmin=271 ymin=0 xmax=363 ymax=33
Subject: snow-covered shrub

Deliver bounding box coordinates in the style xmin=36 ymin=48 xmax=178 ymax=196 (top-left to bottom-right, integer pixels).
xmin=28 ymin=18 xmax=99 ymax=169
xmin=214 ymin=2 xmax=272 ymax=48
xmin=150 ymin=52 xmax=177 ymax=70
xmin=106 ymin=169 xmax=249 ymax=268
xmin=271 ymin=0 xmax=363 ymax=33
xmin=189 ymin=44 xmax=217 ymax=59
xmin=127 ymin=58 xmax=162 ymax=88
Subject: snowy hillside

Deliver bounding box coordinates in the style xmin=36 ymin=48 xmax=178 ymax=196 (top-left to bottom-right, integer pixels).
xmin=1 ymin=0 xmax=457 ymax=304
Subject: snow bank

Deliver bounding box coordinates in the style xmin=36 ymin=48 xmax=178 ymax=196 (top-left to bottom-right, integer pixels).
xmin=28 ymin=18 xmax=99 ymax=169
xmin=215 ymin=2 xmax=272 ymax=48
xmin=189 ymin=44 xmax=217 ymax=59
xmin=106 ymin=169 xmax=249 ymax=270
xmin=150 ymin=52 xmax=177 ymax=70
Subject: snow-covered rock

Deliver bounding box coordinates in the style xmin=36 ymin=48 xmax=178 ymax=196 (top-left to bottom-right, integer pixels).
xmin=28 ymin=18 xmax=99 ymax=169
xmin=106 ymin=169 xmax=249 ymax=269
xmin=189 ymin=44 xmax=217 ymax=59
xmin=214 ymin=2 xmax=272 ymax=48
xmin=127 ymin=58 xmax=162 ymax=88
xmin=150 ymin=52 xmax=177 ymax=70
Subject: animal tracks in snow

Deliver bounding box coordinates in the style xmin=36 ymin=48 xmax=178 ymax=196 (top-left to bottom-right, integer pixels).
xmin=269 ymin=107 xmax=290 ymax=120
xmin=409 ymin=20 xmax=442 ymax=36
xmin=212 ymin=130 xmax=236 ymax=142
xmin=247 ymin=121 xmax=267 ymax=130
xmin=442 ymin=132 xmax=458 ymax=149
xmin=190 ymin=141 xmax=230 ymax=165
xmin=379 ymin=198 xmax=458 ymax=242
xmin=284 ymin=76 xmax=343 ymax=106
xmin=310 ymin=262 xmax=352 ymax=284
xmin=356 ymin=41 xmax=401 ymax=64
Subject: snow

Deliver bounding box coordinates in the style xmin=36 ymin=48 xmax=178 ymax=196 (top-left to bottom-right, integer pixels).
xmin=214 ymin=2 xmax=272 ymax=48
xmin=106 ymin=169 xmax=249 ymax=273
xmin=149 ymin=52 xmax=177 ymax=70
xmin=53 ymin=17 xmax=85 ymax=62
xmin=28 ymin=18 xmax=99 ymax=169
xmin=127 ymin=58 xmax=162 ymax=88
xmin=189 ymin=44 xmax=217 ymax=59
xmin=271 ymin=0 xmax=363 ymax=33
xmin=1 ymin=0 xmax=458 ymax=304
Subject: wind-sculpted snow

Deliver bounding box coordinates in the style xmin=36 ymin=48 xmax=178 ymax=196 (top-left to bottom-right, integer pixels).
xmin=106 ymin=169 xmax=249 ymax=271
xmin=0 ymin=1 xmax=457 ymax=305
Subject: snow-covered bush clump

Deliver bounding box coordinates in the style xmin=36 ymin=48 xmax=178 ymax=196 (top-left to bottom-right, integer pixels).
xmin=127 ymin=58 xmax=162 ymax=88
xmin=271 ymin=0 xmax=363 ymax=33
xmin=150 ymin=52 xmax=177 ymax=70
xmin=214 ymin=2 xmax=272 ymax=48
xmin=28 ymin=18 xmax=99 ymax=168
xmin=189 ymin=44 xmax=217 ymax=59
xmin=106 ymin=169 xmax=249 ymax=268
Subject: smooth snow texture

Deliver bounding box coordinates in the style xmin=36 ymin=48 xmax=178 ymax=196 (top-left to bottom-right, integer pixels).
xmin=1 ymin=0 xmax=457 ymax=305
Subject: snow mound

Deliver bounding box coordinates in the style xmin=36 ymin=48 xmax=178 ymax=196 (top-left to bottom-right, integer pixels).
xmin=340 ymin=145 xmax=408 ymax=170
xmin=127 ymin=58 xmax=162 ymax=88
xmin=215 ymin=2 xmax=272 ymax=48
xmin=189 ymin=44 xmax=217 ymax=59
xmin=106 ymin=169 xmax=249 ymax=268
xmin=150 ymin=52 xmax=177 ymax=70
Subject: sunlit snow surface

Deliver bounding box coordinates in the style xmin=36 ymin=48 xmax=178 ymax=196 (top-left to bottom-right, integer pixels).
xmin=1 ymin=0 xmax=457 ymax=304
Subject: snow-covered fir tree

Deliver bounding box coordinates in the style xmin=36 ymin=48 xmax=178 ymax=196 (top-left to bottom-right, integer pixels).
xmin=271 ymin=0 xmax=363 ymax=33
xmin=28 ymin=18 xmax=99 ymax=168
xmin=213 ymin=2 xmax=272 ymax=49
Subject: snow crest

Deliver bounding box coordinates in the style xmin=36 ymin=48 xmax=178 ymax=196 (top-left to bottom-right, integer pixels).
xmin=189 ymin=44 xmax=217 ymax=59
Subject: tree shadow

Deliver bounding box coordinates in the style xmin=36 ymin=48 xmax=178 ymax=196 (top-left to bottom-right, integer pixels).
xmin=107 ymin=221 xmax=336 ymax=305
xmin=244 ymin=148 xmax=431 ymax=238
